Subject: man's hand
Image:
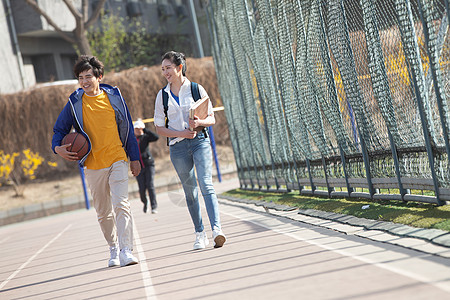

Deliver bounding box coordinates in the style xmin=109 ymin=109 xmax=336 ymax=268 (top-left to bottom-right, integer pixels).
xmin=55 ymin=144 xmax=79 ymax=161
xmin=130 ymin=160 xmax=141 ymax=176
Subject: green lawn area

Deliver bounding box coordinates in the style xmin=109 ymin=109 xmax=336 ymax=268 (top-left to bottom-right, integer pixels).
xmin=222 ymin=189 xmax=450 ymax=232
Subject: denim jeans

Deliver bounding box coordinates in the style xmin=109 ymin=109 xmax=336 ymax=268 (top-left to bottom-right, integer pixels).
xmin=169 ymin=132 xmax=221 ymax=233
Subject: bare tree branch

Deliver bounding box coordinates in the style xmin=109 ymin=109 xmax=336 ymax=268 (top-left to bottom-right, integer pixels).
xmin=82 ymin=0 xmax=89 ymax=23
xmin=24 ymin=0 xmax=107 ymax=55
xmin=24 ymin=0 xmax=76 ymax=45
xmin=62 ymin=0 xmax=82 ymax=20
xmin=85 ymin=0 xmax=107 ymax=28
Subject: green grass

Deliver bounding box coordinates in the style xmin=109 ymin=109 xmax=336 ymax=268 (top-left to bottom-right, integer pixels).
xmin=222 ymin=189 xmax=450 ymax=232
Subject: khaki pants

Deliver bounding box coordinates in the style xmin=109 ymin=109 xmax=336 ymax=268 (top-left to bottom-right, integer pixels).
xmin=84 ymin=160 xmax=134 ymax=250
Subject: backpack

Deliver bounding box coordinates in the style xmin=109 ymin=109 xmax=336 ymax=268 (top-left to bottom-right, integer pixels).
xmin=162 ymin=82 xmax=207 ymax=145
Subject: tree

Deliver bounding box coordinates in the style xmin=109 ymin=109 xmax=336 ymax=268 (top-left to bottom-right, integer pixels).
xmin=88 ymin=12 xmax=127 ymax=72
xmin=88 ymin=12 xmax=192 ymax=72
xmin=24 ymin=0 xmax=107 ymax=55
xmin=88 ymin=13 xmax=160 ymax=72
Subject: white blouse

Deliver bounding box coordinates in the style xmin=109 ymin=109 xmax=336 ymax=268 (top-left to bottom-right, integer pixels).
xmin=154 ymin=78 xmax=212 ymax=145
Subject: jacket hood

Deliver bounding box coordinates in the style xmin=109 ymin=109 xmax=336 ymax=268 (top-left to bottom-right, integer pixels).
xmin=69 ymin=83 xmax=117 ymax=103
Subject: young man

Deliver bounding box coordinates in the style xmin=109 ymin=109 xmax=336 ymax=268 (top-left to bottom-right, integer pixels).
xmin=52 ymin=55 xmax=141 ymax=267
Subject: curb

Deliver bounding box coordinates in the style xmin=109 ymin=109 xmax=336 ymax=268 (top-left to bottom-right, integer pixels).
xmin=218 ymin=195 xmax=450 ymax=255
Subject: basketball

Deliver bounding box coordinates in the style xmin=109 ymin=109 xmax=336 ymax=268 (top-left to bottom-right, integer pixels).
xmin=61 ymin=132 xmax=89 ymax=160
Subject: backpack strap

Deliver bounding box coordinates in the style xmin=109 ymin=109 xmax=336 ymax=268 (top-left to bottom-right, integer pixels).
xmin=162 ymin=88 xmax=169 ymax=128
xmin=191 ymin=82 xmax=201 ymax=101
xmin=190 ymin=82 xmax=208 ymax=137
xmin=162 ymin=88 xmax=170 ymax=146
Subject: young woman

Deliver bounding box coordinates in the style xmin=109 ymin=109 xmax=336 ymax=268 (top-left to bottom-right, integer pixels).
xmin=153 ymin=51 xmax=226 ymax=250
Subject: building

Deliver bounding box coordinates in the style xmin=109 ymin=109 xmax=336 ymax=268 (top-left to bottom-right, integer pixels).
xmin=0 ymin=0 xmax=210 ymax=94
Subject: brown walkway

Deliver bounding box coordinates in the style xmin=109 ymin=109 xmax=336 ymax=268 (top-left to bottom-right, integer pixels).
xmin=1 ymin=177 xmax=450 ymax=299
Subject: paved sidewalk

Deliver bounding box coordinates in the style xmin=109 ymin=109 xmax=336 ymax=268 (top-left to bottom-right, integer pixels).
xmin=1 ymin=177 xmax=450 ymax=299
xmin=219 ymin=195 xmax=450 ymax=254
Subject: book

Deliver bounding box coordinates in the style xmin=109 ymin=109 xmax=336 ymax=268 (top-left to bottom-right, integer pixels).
xmin=189 ymin=96 xmax=210 ymax=131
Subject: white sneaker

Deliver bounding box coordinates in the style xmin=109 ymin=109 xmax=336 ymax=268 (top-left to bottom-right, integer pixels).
xmin=119 ymin=248 xmax=138 ymax=267
xmin=108 ymin=246 xmax=120 ymax=267
xmin=193 ymin=231 xmax=209 ymax=250
xmin=212 ymin=229 xmax=226 ymax=248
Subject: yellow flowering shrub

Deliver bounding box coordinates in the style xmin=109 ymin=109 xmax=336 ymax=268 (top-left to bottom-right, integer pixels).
xmin=0 ymin=151 xmax=20 ymax=184
xmin=21 ymin=149 xmax=44 ymax=180
xmin=0 ymin=149 xmax=57 ymax=195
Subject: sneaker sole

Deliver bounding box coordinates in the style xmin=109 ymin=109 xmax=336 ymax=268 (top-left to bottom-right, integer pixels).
xmin=120 ymin=260 xmax=138 ymax=267
xmin=108 ymin=260 xmax=120 ymax=267
xmin=214 ymin=235 xmax=226 ymax=248
xmin=193 ymin=244 xmax=206 ymax=250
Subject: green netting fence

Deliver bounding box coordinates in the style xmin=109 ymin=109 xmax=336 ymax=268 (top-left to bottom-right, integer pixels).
xmin=205 ymin=0 xmax=450 ymax=205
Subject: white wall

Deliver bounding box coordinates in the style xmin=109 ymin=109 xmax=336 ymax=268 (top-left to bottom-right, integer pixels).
xmin=0 ymin=0 xmax=24 ymax=94
xmin=38 ymin=0 xmax=81 ymax=32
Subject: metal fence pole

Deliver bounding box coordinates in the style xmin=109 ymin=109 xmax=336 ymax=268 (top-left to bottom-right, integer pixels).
xmin=321 ymin=156 xmax=333 ymax=197
xmin=411 ymin=82 xmax=443 ymax=205
xmin=227 ymin=50 xmax=261 ymax=190
xmin=216 ymin=3 xmax=258 ymax=190
xmin=258 ymin=87 xmax=279 ymax=191
xmin=306 ymin=158 xmax=315 ymax=193
xmin=208 ymin=127 xmax=222 ymax=182
xmin=79 ymin=165 xmax=90 ymax=210
xmin=388 ymin=129 xmax=407 ymax=200
xmin=188 ymin=0 xmax=204 ymax=58
xmin=397 ymin=0 xmax=443 ymax=205
xmin=358 ymin=128 xmax=375 ymax=198
xmin=417 ymin=0 xmax=450 ymax=161
xmin=339 ymin=144 xmax=353 ymax=197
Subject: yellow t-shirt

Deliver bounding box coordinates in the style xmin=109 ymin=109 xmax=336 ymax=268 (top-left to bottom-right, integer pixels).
xmin=82 ymin=91 xmax=127 ymax=169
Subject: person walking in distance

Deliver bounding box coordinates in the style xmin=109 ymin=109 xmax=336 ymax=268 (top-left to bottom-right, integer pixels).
xmin=52 ymin=55 xmax=141 ymax=267
xmin=153 ymin=51 xmax=226 ymax=250
xmin=133 ymin=119 xmax=159 ymax=213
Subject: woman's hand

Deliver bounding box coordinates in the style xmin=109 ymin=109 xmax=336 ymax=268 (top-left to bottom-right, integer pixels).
xmin=55 ymin=144 xmax=79 ymax=161
xmin=182 ymin=128 xmax=197 ymax=139
xmin=189 ymin=114 xmax=215 ymax=130
xmin=189 ymin=116 xmax=202 ymax=131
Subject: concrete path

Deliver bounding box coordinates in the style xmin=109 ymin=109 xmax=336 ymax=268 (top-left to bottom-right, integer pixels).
xmin=1 ymin=177 xmax=450 ymax=299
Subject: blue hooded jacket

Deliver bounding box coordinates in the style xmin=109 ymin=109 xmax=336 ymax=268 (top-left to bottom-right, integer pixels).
xmin=51 ymin=83 xmax=140 ymax=167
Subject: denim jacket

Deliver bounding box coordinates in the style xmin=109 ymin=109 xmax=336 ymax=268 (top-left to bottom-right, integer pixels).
xmin=51 ymin=83 xmax=140 ymax=167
